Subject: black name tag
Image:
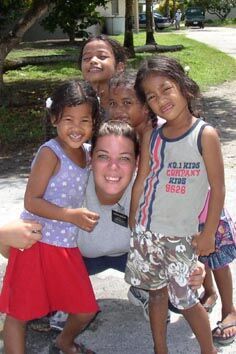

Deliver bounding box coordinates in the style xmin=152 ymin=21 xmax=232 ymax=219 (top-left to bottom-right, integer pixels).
xmin=112 ymin=210 xmax=128 ymax=228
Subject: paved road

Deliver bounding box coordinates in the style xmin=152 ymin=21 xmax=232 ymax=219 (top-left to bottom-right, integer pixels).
xmin=178 ymin=26 xmax=236 ymax=59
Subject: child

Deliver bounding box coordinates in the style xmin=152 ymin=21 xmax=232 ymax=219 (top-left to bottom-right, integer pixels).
xmin=0 ymin=79 xmax=100 ymax=354
xmin=108 ymin=71 xmax=159 ymax=140
xmin=107 ymin=70 xmax=205 ymax=322
xmin=125 ymin=55 xmax=225 ymax=354
xmin=78 ymin=35 xmax=127 ymax=112
xmin=199 ymin=197 xmax=236 ymax=345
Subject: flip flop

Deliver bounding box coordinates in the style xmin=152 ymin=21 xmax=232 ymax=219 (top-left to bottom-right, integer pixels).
xmin=49 ymin=341 xmax=96 ymax=354
xmin=212 ymin=320 xmax=236 ymax=345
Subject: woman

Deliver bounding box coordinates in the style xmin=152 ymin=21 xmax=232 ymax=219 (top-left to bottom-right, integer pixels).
xmin=50 ymin=120 xmax=205 ymax=329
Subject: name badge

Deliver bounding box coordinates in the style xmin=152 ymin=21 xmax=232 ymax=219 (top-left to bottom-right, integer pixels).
xmin=112 ymin=210 xmax=128 ymax=228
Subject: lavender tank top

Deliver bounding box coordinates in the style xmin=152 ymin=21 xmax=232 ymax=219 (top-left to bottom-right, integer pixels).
xmin=21 ymin=139 xmax=90 ymax=248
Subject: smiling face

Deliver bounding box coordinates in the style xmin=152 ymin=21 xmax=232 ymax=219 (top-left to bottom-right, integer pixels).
xmin=108 ymin=85 xmax=149 ymax=131
xmin=53 ymin=103 xmax=93 ymax=154
xmin=81 ymin=40 xmax=121 ymax=85
xmin=91 ymin=134 xmax=136 ymax=204
xmin=142 ymin=74 xmax=189 ymax=123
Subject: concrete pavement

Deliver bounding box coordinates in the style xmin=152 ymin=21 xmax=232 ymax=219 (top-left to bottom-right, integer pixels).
xmin=177 ymin=26 xmax=236 ymax=59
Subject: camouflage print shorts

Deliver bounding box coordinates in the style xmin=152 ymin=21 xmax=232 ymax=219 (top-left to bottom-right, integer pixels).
xmin=125 ymin=224 xmax=199 ymax=310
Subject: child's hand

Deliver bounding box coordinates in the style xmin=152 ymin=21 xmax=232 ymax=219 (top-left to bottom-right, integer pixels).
xmin=192 ymin=232 xmax=215 ymax=256
xmin=67 ymin=208 xmax=99 ymax=232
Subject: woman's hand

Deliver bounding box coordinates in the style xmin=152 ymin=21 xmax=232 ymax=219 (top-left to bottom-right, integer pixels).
xmin=188 ymin=262 xmax=205 ymax=290
xmin=0 ymin=220 xmax=42 ymax=258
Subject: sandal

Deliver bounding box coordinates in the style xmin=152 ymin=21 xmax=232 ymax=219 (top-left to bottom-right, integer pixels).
xmin=49 ymin=341 xmax=96 ymax=354
xmin=212 ymin=320 xmax=236 ymax=345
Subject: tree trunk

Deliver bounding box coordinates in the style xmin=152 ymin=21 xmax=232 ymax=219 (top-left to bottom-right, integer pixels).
xmin=135 ymin=43 xmax=183 ymax=53
xmin=123 ymin=0 xmax=135 ymax=58
xmin=146 ymin=0 xmax=156 ymax=45
xmin=172 ymin=0 xmax=176 ymax=20
xmin=3 ymin=55 xmax=78 ymax=73
xmin=164 ymin=0 xmax=170 ymax=18
xmin=0 ymin=2 xmax=49 ymax=99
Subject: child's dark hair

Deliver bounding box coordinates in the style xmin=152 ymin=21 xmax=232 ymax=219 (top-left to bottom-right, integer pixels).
xmin=46 ymin=79 xmax=100 ymax=131
xmin=91 ymin=120 xmax=139 ymax=159
xmin=134 ymin=56 xmax=201 ymax=116
xmin=109 ymin=71 xmax=157 ymax=127
xmin=78 ymin=35 xmax=127 ymax=70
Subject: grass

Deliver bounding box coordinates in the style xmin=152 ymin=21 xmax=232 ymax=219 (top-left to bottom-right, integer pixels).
xmin=1 ymin=30 xmax=236 ymax=150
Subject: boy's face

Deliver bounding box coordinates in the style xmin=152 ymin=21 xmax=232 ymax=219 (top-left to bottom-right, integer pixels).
xmin=81 ymin=40 xmax=123 ymax=85
xmin=108 ymin=85 xmax=149 ymax=130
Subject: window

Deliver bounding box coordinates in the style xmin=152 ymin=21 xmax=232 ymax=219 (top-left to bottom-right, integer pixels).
xmin=111 ymin=0 xmax=119 ymax=15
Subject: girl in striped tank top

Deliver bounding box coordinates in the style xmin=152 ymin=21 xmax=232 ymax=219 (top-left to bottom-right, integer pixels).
xmin=125 ymin=56 xmax=224 ymax=354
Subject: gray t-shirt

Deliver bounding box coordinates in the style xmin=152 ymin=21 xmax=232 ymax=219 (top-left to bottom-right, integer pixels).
xmin=77 ymin=173 xmax=133 ymax=257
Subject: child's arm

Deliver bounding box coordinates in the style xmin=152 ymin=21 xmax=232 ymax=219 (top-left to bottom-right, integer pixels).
xmin=24 ymin=148 xmax=99 ymax=232
xmin=0 ymin=220 xmax=42 ymax=258
xmin=193 ymin=126 xmax=225 ymax=256
xmin=129 ymin=129 xmax=152 ymax=229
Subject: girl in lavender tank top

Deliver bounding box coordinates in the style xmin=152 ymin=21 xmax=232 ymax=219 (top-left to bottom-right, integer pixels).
xmin=0 ymin=80 xmax=101 ymax=354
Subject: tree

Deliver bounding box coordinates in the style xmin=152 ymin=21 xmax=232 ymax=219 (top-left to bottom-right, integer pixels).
xmin=185 ymin=0 xmax=236 ymax=20
xmin=41 ymin=0 xmax=108 ymax=43
xmin=145 ymin=0 xmax=156 ymax=45
xmin=123 ymin=0 xmax=135 ymax=57
xmin=0 ymin=0 xmax=50 ymax=96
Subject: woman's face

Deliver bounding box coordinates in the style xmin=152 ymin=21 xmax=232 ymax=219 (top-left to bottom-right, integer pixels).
xmin=91 ymin=135 xmax=137 ymax=205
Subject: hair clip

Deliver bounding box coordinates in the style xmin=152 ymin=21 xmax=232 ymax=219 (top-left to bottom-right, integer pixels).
xmin=46 ymin=97 xmax=53 ymax=109
xmin=184 ymin=65 xmax=190 ymax=74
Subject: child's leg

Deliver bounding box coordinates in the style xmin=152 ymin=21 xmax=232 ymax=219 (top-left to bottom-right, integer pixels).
xmin=149 ymin=287 xmax=169 ymax=354
xmin=212 ymin=265 xmax=236 ymax=339
xmin=182 ymin=303 xmax=217 ymax=354
xmin=55 ymin=312 xmax=96 ymax=354
xmin=200 ymin=267 xmax=218 ymax=312
xmin=3 ymin=315 xmax=26 ymax=354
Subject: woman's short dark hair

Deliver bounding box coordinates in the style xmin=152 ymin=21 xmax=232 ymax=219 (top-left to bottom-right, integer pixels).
xmin=91 ymin=120 xmax=139 ymax=158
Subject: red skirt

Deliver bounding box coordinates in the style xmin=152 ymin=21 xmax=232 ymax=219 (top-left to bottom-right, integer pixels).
xmin=0 ymin=242 xmax=99 ymax=321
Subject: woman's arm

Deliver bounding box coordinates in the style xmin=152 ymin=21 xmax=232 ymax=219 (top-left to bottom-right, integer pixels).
xmin=0 ymin=220 xmax=42 ymax=258
xmin=129 ymin=129 xmax=152 ymax=229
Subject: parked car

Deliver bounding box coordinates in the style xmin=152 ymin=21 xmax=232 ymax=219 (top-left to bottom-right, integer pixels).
xmin=139 ymin=12 xmax=171 ymax=31
xmin=185 ymin=7 xmax=205 ymax=28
